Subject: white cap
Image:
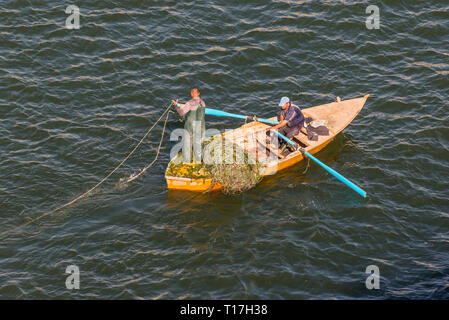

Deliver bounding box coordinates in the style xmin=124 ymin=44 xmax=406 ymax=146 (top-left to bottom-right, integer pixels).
xmin=279 ymin=97 xmax=290 ymax=107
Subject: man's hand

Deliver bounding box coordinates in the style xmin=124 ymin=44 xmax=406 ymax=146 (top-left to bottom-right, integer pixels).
xmin=265 ymin=126 xmax=272 ymax=131
xmin=171 ymin=99 xmax=179 ymax=107
xmin=268 ymin=120 xmax=288 ymax=132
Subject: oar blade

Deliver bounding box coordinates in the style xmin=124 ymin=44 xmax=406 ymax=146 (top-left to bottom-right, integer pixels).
xmin=304 ymin=152 xmax=367 ymax=198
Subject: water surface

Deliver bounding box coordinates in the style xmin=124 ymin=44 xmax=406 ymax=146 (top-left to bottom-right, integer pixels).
xmin=0 ymin=0 xmax=448 ymax=299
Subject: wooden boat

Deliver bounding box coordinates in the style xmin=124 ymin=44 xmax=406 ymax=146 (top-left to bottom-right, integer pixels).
xmin=165 ymin=95 xmax=369 ymax=192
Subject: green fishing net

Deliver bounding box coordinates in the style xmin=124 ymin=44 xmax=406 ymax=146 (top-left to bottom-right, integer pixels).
xmin=167 ymin=134 xmax=262 ymax=194
xmin=204 ymin=135 xmax=262 ymax=194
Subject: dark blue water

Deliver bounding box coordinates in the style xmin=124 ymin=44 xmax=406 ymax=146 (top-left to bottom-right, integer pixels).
xmin=0 ymin=0 xmax=448 ymax=299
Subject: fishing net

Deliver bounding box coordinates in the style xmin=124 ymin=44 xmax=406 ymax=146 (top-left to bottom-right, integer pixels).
xmin=167 ymin=134 xmax=263 ymax=194
xmin=204 ymin=135 xmax=262 ymax=194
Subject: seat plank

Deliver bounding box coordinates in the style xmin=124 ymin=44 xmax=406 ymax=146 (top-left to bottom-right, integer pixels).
xmin=255 ymin=136 xmax=285 ymax=159
xmin=293 ymin=131 xmax=310 ymax=147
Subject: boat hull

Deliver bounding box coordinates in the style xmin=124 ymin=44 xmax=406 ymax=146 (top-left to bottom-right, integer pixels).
xmin=166 ymin=175 xmax=220 ymax=192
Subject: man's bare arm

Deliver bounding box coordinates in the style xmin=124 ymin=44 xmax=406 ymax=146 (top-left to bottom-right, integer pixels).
xmin=172 ymin=99 xmax=188 ymax=116
xmin=266 ymin=114 xmax=287 ymax=131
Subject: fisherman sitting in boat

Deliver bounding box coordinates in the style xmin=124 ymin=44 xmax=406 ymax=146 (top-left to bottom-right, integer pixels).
xmin=172 ymin=88 xmax=206 ymax=164
xmin=266 ymin=96 xmax=305 ymax=151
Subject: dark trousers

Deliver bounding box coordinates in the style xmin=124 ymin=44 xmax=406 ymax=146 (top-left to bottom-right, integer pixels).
xmin=278 ymin=123 xmax=303 ymax=147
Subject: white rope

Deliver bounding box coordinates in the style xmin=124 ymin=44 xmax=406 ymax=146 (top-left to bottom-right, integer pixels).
xmin=1 ymin=102 xmax=173 ymax=240
xmin=126 ymin=109 xmax=171 ymax=183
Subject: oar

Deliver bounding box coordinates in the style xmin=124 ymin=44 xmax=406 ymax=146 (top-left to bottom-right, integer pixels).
xmin=272 ymin=130 xmax=367 ymax=198
xmin=205 ymin=108 xmax=279 ymax=125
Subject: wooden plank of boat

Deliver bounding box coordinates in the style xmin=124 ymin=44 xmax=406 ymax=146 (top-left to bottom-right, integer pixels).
xmin=165 ymin=94 xmax=369 ymax=191
xmin=255 ymin=135 xmax=285 ymax=159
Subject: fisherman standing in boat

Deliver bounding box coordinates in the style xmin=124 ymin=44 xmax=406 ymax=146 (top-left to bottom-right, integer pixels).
xmin=266 ymin=96 xmax=305 ymax=151
xmin=172 ymin=88 xmax=206 ymax=163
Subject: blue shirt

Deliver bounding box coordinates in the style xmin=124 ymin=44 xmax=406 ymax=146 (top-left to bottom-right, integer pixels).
xmin=280 ymin=104 xmax=304 ymax=128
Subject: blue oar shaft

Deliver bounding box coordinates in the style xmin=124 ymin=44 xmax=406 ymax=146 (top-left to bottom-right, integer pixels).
xmin=273 ymin=130 xmax=367 ymax=198
xmin=205 ymin=108 xmax=279 ymax=125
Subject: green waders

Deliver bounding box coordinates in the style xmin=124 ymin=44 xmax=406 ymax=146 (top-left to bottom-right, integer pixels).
xmin=183 ymin=101 xmax=205 ymax=163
